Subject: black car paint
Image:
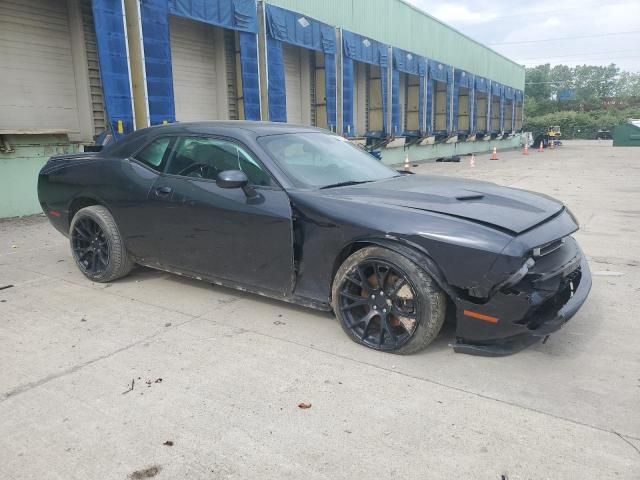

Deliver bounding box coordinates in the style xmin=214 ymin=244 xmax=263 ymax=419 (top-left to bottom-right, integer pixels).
xmin=38 ymin=121 xmax=592 ymax=355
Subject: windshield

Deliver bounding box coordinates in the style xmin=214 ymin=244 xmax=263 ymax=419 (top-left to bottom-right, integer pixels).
xmin=258 ymin=132 xmax=400 ymax=188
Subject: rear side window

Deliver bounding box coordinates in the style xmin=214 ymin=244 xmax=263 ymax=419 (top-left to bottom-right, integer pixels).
xmin=133 ymin=137 xmax=173 ymax=171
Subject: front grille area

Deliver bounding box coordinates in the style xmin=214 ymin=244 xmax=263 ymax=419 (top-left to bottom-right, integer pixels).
xmin=523 ymin=266 xmax=582 ymax=330
xmin=508 ymin=236 xmax=582 ymax=329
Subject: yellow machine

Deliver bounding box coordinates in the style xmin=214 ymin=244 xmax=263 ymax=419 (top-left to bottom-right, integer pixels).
xmin=547 ymin=125 xmax=561 ymax=139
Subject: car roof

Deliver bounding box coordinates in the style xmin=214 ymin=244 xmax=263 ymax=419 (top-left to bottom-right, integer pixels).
xmin=142 ymin=121 xmax=326 ymax=136
xmin=101 ymin=121 xmax=332 ymax=157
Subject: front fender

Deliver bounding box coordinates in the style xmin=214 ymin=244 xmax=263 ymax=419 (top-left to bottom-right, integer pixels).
xmin=348 ymin=237 xmax=458 ymax=300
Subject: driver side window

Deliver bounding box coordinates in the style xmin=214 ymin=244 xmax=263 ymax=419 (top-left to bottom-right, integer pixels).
xmin=166 ymin=137 xmax=274 ymax=187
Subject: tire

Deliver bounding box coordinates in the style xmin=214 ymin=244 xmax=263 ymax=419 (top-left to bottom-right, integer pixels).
xmin=69 ymin=205 xmax=134 ymax=282
xmin=331 ymin=246 xmax=446 ymax=354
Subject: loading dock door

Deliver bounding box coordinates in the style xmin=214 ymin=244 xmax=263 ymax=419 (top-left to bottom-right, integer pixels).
xmin=515 ymin=101 xmax=523 ymax=130
xmin=491 ymin=95 xmax=501 ymax=131
xmin=458 ymin=87 xmax=470 ymax=132
xmin=1 ymin=0 xmax=81 ymax=134
xmin=313 ymin=51 xmax=328 ymax=129
xmin=405 ymin=74 xmax=420 ymax=133
xmin=169 ymin=16 xmax=229 ymax=121
xmin=476 ymin=92 xmax=488 ymax=132
xmin=434 ymin=81 xmax=447 ymax=132
xmin=504 ymin=100 xmax=513 ymax=132
xmin=397 ymin=71 xmax=421 ymax=134
xmin=283 ymin=43 xmax=312 ymax=125
xmin=353 ymin=62 xmax=367 ymax=135
xmin=368 ymin=65 xmax=383 ymax=133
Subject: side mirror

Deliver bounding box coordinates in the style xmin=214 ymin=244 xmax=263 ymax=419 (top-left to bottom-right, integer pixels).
xmin=216 ymin=170 xmax=248 ymax=189
xmin=216 ymin=170 xmax=257 ymax=198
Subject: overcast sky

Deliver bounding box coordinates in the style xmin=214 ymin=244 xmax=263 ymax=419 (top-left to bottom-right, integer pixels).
xmin=404 ymin=0 xmax=640 ymax=72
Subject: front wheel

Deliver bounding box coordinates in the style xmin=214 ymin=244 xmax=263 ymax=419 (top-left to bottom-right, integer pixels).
xmin=69 ymin=205 xmax=134 ymax=282
xmin=331 ymin=246 xmax=446 ymax=354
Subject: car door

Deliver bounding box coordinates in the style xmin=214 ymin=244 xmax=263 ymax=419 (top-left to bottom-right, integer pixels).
xmin=147 ymin=135 xmax=295 ymax=295
xmin=113 ymin=135 xmax=178 ymax=262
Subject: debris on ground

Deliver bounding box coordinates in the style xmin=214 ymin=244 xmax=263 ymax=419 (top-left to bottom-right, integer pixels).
xmin=121 ymin=379 xmax=135 ymax=395
xmin=163 ymin=440 xmax=174 ymax=446
xmin=129 ymin=466 xmax=161 ymax=479
xmin=145 ymin=378 xmax=163 ymax=387
xmin=164 ymin=322 xmax=171 ymax=327
xmin=273 ymin=320 xmax=286 ymax=325
xmin=80 ymin=318 xmax=87 ymax=322
xmin=0 ymin=285 xmax=14 ymax=291
xmin=298 ymin=402 xmax=312 ymax=409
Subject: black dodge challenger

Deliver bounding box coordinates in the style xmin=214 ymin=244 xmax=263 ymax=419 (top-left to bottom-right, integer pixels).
xmin=38 ymin=122 xmax=591 ymax=356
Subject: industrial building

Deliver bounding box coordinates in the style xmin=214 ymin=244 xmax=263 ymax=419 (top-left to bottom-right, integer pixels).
xmin=0 ymin=0 xmax=525 ymax=218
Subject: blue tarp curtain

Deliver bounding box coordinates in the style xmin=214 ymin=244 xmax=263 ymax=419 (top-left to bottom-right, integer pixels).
xmin=504 ymin=86 xmax=515 ymax=100
xmin=426 ymin=60 xmax=453 ymax=135
xmin=170 ymin=0 xmax=257 ymax=32
xmin=453 ymin=69 xmax=473 ymax=133
xmin=265 ymin=4 xmax=336 ymax=127
xmin=140 ymin=0 xmax=260 ymax=125
xmin=342 ymin=30 xmax=389 ymax=136
xmin=491 ymin=81 xmax=503 ymax=97
xmin=474 ymin=75 xmax=489 ymax=93
xmin=140 ymin=0 xmax=174 ymax=126
xmin=392 ymin=48 xmax=427 ymax=134
xmin=92 ymin=0 xmax=135 ymax=137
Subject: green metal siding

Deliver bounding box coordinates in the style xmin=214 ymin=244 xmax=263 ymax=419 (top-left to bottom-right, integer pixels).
xmin=265 ymin=0 xmax=525 ymax=89
xmin=0 ymin=135 xmax=80 ymax=218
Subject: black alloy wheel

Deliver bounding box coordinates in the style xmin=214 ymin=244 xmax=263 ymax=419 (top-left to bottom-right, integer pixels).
xmin=337 ymin=259 xmax=420 ymax=351
xmin=69 ymin=205 xmax=134 ymax=282
xmin=332 ymin=246 xmax=446 ymax=354
xmin=72 ymin=217 xmax=110 ymax=275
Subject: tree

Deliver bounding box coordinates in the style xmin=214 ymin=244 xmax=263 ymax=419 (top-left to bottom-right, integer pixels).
xmin=572 ymin=64 xmax=619 ymax=102
xmin=523 ymin=62 xmax=640 ymax=137
xmin=616 ymin=72 xmax=640 ymax=98
xmin=524 ymin=64 xmax=551 ymax=101
xmin=549 ymin=65 xmax=573 ymax=100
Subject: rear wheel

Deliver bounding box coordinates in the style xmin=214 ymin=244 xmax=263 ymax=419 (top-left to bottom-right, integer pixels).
xmin=69 ymin=205 xmax=133 ymax=282
xmin=331 ymin=246 xmax=446 ymax=354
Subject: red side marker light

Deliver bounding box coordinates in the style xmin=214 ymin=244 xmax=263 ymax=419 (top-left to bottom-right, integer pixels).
xmin=463 ymin=309 xmax=499 ymax=324
xmin=49 ymin=210 xmax=61 ymax=217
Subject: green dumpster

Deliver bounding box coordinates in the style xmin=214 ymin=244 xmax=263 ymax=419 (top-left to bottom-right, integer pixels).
xmin=613 ymin=119 xmax=640 ymax=147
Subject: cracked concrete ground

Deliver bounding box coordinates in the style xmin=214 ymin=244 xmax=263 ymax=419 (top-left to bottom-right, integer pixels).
xmin=0 ymin=140 xmax=639 ymax=479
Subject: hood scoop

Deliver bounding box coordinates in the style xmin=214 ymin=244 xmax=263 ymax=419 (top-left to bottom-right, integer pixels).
xmin=455 ymin=193 xmax=485 ymax=201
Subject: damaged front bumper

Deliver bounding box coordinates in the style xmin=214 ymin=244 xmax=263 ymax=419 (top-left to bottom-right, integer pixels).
xmin=452 ymin=239 xmax=592 ymax=356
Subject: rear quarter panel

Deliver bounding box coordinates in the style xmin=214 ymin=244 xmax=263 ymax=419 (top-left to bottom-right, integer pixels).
xmin=38 ymin=155 xmax=159 ymax=258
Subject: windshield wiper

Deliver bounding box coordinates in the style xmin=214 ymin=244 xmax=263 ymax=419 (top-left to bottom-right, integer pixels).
xmin=319 ymin=180 xmax=373 ymax=189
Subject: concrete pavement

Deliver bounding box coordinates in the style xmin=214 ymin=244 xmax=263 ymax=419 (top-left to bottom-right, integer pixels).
xmin=0 ymin=140 xmax=639 ymax=479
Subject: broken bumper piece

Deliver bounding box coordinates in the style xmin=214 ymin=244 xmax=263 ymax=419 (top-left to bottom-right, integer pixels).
xmin=453 ymin=245 xmax=592 ymax=357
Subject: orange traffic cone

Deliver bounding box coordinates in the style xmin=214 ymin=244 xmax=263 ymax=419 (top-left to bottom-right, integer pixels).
xmin=523 ymin=143 xmax=529 ymax=155
xmin=470 ymin=153 xmax=476 ymax=168
xmin=490 ymin=146 xmax=498 ymax=160
xmin=538 ymin=141 xmax=544 ymax=153
xmin=404 ymin=152 xmax=410 ymax=171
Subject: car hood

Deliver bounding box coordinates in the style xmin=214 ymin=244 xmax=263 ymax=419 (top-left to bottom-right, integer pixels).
xmin=317 ymin=174 xmax=564 ymax=235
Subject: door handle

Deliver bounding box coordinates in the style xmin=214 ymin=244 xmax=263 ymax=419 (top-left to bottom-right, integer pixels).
xmin=154 ymin=186 xmax=172 ymax=197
